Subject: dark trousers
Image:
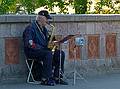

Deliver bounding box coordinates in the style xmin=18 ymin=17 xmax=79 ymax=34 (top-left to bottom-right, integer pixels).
xmin=25 ymin=48 xmax=65 ymax=79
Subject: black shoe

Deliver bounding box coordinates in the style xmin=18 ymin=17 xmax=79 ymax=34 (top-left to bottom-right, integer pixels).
xmin=55 ymin=78 xmax=68 ymax=85
xmin=41 ymin=78 xmax=55 ymax=86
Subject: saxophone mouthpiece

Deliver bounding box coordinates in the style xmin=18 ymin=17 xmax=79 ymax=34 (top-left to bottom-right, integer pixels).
xmin=47 ymin=22 xmax=54 ymax=27
xmin=47 ymin=21 xmax=50 ymax=25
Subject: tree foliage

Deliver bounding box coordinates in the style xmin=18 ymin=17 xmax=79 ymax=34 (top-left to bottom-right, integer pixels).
xmin=0 ymin=0 xmax=16 ymax=14
xmin=74 ymin=0 xmax=87 ymax=14
xmin=0 ymin=0 xmax=120 ymax=14
xmin=87 ymin=0 xmax=120 ymax=14
xmin=0 ymin=0 xmax=87 ymax=14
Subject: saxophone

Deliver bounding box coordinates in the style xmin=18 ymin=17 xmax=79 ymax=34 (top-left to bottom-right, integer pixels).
xmin=48 ymin=24 xmax=56 ymax=52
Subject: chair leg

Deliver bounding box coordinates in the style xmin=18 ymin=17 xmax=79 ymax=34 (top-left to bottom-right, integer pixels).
xmin=26 ymin=60 xmax=40 ymax=84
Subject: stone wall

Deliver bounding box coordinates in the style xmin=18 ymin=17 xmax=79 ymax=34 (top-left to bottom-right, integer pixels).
xmin=0 ymin=14 xmax=120 ymax=81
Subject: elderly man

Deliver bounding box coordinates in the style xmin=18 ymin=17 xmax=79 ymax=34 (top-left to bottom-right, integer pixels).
xmin=23 ymin=10 xmax=68 ymax=86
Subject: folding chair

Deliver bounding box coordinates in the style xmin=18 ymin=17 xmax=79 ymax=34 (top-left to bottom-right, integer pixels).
xmin=26 ymin=58 xmax=41 ymax=84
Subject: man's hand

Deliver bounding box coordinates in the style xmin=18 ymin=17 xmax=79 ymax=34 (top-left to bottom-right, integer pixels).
xmin=29 ymin=40 xmax=36 ymax=48
xmin=53 ymin=41 xmax=59 ymax=45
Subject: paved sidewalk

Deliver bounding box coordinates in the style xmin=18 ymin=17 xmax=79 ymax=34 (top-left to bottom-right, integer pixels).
xmin=1 ymin=73 xmax=120 ymax=89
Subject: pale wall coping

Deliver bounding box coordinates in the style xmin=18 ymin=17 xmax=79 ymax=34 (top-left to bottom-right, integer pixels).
xmin=0 ymin=14 xmax=120 ymax=23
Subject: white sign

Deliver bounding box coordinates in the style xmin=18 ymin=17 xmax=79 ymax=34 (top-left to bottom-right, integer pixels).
xmin=75 ymin=37 xmax=85 ymax=46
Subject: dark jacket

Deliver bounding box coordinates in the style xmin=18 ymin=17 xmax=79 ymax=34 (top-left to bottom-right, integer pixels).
xmin=23 ymin=21 xmax=49 ymax=56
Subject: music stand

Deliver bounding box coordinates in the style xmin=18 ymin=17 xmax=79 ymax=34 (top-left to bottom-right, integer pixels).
xmin=67 ymin=36 xmax=87 ymax=85
xmin=55 ymin=35 xmax=75 ymax=84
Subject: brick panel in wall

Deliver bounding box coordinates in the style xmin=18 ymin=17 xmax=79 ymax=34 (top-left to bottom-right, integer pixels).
xmin=68 ymin=37 xmax=81 ymax=60
xmin=106 ymin=33 xmax=116 ymax=58
xmin=5 ymin=37 xmax=19 ymax=64
xmin=88 ymin=35 xmax=100 ymax=59
xmin=75 ymin=46 xmax=81 ymax=59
